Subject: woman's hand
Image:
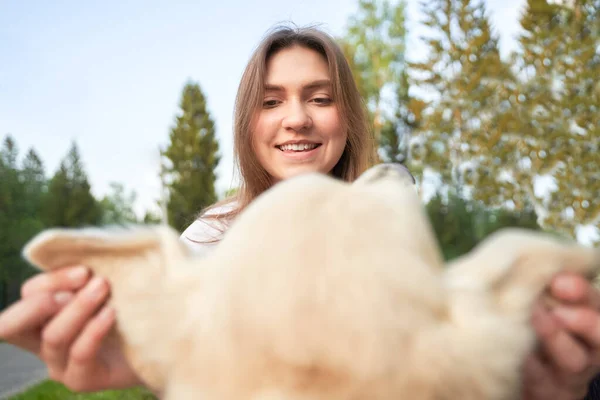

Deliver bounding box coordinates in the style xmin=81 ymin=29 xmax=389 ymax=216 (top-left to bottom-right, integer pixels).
xmin=0 ymin=266 xmax=142 ymax=392
xmin=523 ymin=272 xmax=600 ymax=400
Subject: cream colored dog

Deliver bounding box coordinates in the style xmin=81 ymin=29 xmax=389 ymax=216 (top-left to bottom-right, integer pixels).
xmin=23 ymin=163 xmax=600 ymax=400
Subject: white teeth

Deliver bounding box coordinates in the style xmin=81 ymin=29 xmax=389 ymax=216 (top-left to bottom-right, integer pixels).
xmin=279 ymin=143 xmax=318 ymax=151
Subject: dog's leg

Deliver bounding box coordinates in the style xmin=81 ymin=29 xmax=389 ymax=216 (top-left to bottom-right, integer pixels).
xmin=424 ymin=229 xmax=600 ymax=400
xmin=444 ymin=228 xmax=600 ymax=317
xmin=22 ymin=225 xmax=195 ymax=392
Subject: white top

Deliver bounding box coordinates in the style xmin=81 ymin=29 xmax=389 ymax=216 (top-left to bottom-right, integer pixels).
xmin=179 ymin=202 xmax=236 ymax=256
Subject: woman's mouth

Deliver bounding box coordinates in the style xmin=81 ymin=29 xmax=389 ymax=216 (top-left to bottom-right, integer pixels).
xmin=276 ymin=143 xmax=322 ymax=152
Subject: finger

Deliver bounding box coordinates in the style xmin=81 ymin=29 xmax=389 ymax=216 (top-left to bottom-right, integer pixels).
xmin=532 ymin=301 xmax=562 ymax=339
xmin=553 ymin=306 xmax=600 ymax=350
xmin=61 ymin=306 xmax=116 ymax=393
xmin=21 ymin=266 xmax=90 ymax=298
xmin=540 ymin=325 xmax=590 ymax=376
xmin=70 ymin=305 xmax=115 ymax=365
xmin=551 ymin=273 xmax=600 ymax=309
xmin=0 ymin=291 xmax=73 ymax=342
xmin=522 ymin=353 xmax=553 ymax=397
xmin=40 ymin=277 xmax=109 ymax=370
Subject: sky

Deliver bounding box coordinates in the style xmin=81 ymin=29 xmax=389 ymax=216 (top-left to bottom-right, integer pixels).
xmin=1 ymin=0 xmax=527 ymax=219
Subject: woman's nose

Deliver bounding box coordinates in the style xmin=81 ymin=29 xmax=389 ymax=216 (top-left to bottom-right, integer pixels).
xmin=282 ymin=101 xmax=312 ymax=132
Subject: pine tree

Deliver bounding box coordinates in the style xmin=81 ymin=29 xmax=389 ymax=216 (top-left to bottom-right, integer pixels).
xmin=21 ymin=148 xmax=46 ymax=215
xmin=0 ymin=138 xmax=46 ymax=308
xmin=99 ymin=182 xmax=139 ymax=225
xmin=161 ymin=82 xmax=220 ymax=231
xmin=513 ymin=0 xmax=600 ymax=240
xmin=18 ymin=148 xmax=46 ymax=247
xmin=0 ymin=136 xmax=20 ymax=219
xmin=43 ymin=142 xmax=102 ymax=228
xmin=0 ymin=136 xmax=23 ymax=307
xmin=409 ymin=0 xmax=519 ymax=206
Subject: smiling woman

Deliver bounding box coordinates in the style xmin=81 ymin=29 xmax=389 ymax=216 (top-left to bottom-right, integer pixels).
xmin=177 ymin=24 xmax=375 ymax=248
xmin=253 ymin=46 xmax=347 ymax=183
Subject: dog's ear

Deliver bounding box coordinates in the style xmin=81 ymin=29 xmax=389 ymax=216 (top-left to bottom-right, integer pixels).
xmin=23 ymin=224 xmax=189 ymax=276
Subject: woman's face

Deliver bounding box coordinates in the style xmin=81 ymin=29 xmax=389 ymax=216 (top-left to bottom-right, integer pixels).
xmin=252 ymin=45 xmax=347 ymax=182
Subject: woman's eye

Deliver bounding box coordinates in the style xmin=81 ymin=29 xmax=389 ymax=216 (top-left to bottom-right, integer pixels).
xmin=262 ymin=99 xmax=279 ymax=108
xmin=312 ymin=97 xmax=332 ymax=105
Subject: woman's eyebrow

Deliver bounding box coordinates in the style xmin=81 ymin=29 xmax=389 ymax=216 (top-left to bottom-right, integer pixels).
xmin=264 ymin=79 xmax=332 ymax=92
xmin=264 ymin=83 xmax=285 ymax=92
xmin=303 ymin=79 xmax=331 ymax=90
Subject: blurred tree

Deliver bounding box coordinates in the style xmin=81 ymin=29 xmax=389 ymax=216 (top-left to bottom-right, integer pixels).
xmin=379 ymin=70 xmax=426 ymax=164
xmin=21 ymin=148 xmax=46 ymax=209
xmin=512 ymin=0 xmax=600 ymax=239
xmin=409 ymin=0 xmax=519 ymax=206
xmin=426 ymin=188 xmax=541 ymax=261
xmin=161 ymin=82 xmax=220 ymax=231
xmin=142 ymin=210 xmax=163 ymax=224
xmin=0 ymin=136 xmax=24 ymax=307
xmin=342 ymin=0 xmax=409 ymax=153
xmin=42 ymin=142 xmax=102 ymax=228
xmin=0 ymin=138 xmax=46 ymax=308
xmin=223 ymin=186 xmax=239 ymax=198
xmin=338 ymin=39 xmax=369 ymax=102
xmin=17 ymin=148 xmax=46 ymax=271
xmin=100 ymin=182 xmax=139 ymax=225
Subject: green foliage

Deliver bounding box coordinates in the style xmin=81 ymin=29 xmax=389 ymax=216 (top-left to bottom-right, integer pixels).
xmin=426 ymin=188 xmax=542 ymax=261
xmin=0 ymin=80 xmax=224 ymax=310
xmin=409 ymin=0 xmax=519 ymax=207
xmin=341 ymin=0 xmax=409 ymax=149
xmin=8 ymin=380 xmax=157 ymax=400
xmin=142 ymin=210 xmax=163 ymax=224
xmin=223 ymin=186 xmax=239 ymax=198
xmin=511 ymin=0 xmax=600 ymax=236
xmin=100 ymin=182 xmax=139 ymax=226
xmin=0 ymin=135 xmax=161 ymax=311
xmin=161 ymin=81 xmax=220 ymax=231
xmin=42 ymin=143 xmax=102 ymax=228
xmin=379 ymin=70 xmax=425 ymax=165
xmin=0 ymin=137 xmax=43 ymax=307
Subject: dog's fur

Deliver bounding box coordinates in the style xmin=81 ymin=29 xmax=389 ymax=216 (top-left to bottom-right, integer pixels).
xmin=23 ymin=163 xmax=600 ymax=400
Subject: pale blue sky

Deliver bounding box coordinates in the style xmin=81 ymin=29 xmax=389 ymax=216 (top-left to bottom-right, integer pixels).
xmin=1 ymin=0 xmax=526 ymax=218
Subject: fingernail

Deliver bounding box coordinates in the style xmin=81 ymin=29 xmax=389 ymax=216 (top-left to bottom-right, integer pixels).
xmin=67 ymin=266 xmax=89 ymax=282
xmin=54 ymin=291 xmax=74 ymax=305
xmin=86 ymin=277 xmax=107 ymax=300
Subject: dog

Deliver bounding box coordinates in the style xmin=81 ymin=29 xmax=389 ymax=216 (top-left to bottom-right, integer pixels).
xmin=23 ymin=163 xmax=600 ymax=399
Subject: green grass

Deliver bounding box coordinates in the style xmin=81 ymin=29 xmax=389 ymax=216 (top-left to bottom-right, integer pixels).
xmin=8 ymin=380 xmax=157 ymax=400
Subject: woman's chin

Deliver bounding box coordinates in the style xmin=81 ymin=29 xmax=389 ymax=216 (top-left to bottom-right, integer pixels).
xmin=273 ymin=164 xmax=330 ymax=181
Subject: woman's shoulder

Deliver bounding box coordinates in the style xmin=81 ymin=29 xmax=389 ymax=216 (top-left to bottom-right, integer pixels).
xmin=179 ymin=201 xmax=237 ymax=255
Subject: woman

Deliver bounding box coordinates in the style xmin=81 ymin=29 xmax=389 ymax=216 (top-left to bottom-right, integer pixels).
xmin=0 ymin=25 xmax=599 ymax=399
xmin=180 ymin=25 xmax=372 ymax=254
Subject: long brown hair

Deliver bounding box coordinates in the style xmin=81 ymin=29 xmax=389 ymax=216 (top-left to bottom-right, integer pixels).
xmin=197 ymin=24 xmax=375 ymax=237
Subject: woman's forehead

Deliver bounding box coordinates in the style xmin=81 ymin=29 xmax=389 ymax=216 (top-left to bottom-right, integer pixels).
xmin=264 ymin=46 xmax=330 ymax=84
